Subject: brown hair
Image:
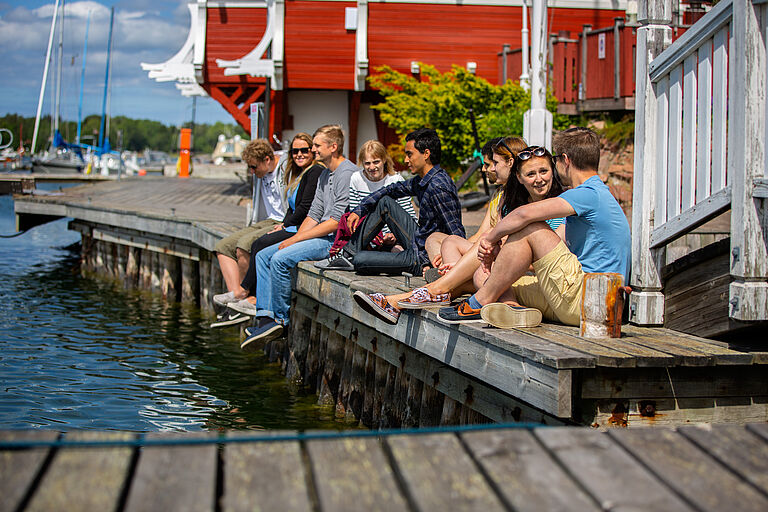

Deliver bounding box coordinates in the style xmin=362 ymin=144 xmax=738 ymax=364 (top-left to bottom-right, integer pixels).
xmin=284 ymin=132 xmax=316 ymax=197
xmin=313 ymin=124 xmax=345 ymax=156
xmin=552 ymin=126 xmax=600 ymax=171
xmin=492 ymin=136 xmax=527 ymax=163
xmin=241 ymin=138 xmax=274 ymax=165
xmin=358 ymin=140 xmax=395 ymax=177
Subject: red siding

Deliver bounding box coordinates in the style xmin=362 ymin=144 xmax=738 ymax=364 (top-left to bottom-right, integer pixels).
xmin=367 ymin=4 xmax=625 ymax=85
xmin=205 ymin=7 xmax=268 ymax=84
xmin=284 ymin=0 xmax=357 ymax=89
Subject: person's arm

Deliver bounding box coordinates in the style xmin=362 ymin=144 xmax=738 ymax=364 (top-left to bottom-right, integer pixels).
xmin=282 ymin=166 xmax=322 ymax=227
xmin=352 ymin=179 xmax=413 ymax=218
xmin=278 ymin=216 xmax=339 ymax=249
xmin=484 ymin=197 xmax=575 ymax=244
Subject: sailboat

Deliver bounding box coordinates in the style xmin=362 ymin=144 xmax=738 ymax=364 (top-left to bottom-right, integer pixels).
xmin=31 ymin=1 xmax=123 ymax=175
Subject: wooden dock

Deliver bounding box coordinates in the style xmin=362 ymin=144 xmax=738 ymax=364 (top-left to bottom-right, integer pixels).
xmin=12 ymin=179 xmax=768 ymax=427
xmin=3 ymin=423 xmax=768 ymax=511
xmin=0 ymin=172 xmax=116 ymax=195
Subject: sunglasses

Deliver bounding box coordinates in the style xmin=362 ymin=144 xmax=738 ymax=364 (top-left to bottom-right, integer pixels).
xmin=291 ymin=147 xmax=311 ymax=155
xmin=517 ymin=146 xmax=548 ymax=161
xmin=493 ymin=139 xmax=517 ymax=157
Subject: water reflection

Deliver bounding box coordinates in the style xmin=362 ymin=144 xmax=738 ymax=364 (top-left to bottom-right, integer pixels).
xmin=0 ymin=192 xmax=341 ymax=432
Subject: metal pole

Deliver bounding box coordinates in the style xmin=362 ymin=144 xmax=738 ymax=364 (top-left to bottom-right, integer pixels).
xmin=580 ymin=24 xmax=592 ymax=102
xmin=98 ymin=7 xmax=114 ymax=153
xmin=523 ymin=0 xmax=552 ymax=148
xmin=54 ymin=0 xmax=64 ymax=135
xmin=502 ymin=44 xmax=510 ymax=83
xmin=520 ymin=0 xmax=530 ymax=90
xmin=31 ymin=0 xmax=61 ymax=155
xmin=614 ymin=17 xmax=622 ymax=100
xmin=76 ymin=10 xmax=91 ymax=145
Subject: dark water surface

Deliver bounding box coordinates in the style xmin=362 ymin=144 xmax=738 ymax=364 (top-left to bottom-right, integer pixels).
xmin=0 ymin=186 xmax=340 ymax=432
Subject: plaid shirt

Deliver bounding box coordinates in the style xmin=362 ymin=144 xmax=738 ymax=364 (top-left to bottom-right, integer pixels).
xmin=353 ymin=165 xmax=465 ymax=267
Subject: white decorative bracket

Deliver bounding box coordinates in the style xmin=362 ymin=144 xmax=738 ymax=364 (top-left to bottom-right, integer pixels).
xmin=140 ymin=2 xmax=207 ymax=96
xmin=215 ymin=0 xmax=284 ymax=90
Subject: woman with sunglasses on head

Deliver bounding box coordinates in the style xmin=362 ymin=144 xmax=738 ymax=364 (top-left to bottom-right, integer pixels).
xmin=218 ymin=132 xmax=325 ymax=321
xmin=353 ymin=139 xmax=564 ymax=324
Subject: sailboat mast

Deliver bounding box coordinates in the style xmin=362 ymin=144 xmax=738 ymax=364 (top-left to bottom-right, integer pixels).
xmin=31 ymin=0 xmax=61 ymax=155
xmin=76 ymin=10 xmax=91 ymax=145
xmin=98 ymin=6 xmax=114 ymax=153
xmin=54 ymin=0 xmax=65 ymax=135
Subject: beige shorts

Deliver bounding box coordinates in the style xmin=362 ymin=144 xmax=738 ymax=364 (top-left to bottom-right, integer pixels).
xmin=213 ymin=219 xmax=280 ymax=259
xmin=508 ymin=240 xmax=584 ymax=325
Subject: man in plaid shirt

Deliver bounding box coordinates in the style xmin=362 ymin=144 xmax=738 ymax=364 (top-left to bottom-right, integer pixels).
xmin=317 ymin=128 xmax=464 ymax=276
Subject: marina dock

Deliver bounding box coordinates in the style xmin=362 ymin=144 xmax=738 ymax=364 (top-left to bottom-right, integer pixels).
xmin=2 ymin=423 xmax=768 ymax=511
xmin=12 ymin=179 xmax=768 ymax=428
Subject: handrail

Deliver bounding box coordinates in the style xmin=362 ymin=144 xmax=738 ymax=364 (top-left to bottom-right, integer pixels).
xmin=649 ymin=0 xmax=732 ymax=81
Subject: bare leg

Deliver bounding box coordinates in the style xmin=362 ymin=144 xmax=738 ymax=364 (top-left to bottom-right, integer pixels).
xmin=427 ymin=240 xmax=483 ymax=296
xmin=216 ymin=253 xmax=247 ymax=297
xmin=473 ymin=222 xmax=561 ymax=306
xmin=425 ymin=231 xmax=448 ymax=266
xmin=236 ymin=248 xmax=250 ymax=280
xmin=439 ymin=235 xmax=474 ymax=268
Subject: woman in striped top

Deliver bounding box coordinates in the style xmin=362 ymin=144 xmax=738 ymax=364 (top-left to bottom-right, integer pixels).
xmin=323 ymin=140 xmax=416 ymax=257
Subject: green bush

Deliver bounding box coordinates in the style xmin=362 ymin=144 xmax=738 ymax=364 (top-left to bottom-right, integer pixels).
xmin=368 ymin=63 xmax=569 ymax=174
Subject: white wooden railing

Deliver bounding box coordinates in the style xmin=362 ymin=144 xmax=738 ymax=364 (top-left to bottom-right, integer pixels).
xmin=631 ymin=0 xmax=768 ymax=325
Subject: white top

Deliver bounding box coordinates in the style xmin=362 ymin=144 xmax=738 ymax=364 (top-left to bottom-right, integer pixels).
xmin=250 ymin=155 xmax=286 ymax=224
xmin=348 ymin=171 xmax=417 ymax=221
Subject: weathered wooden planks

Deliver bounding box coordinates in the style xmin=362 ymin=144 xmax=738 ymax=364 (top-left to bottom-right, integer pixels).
xmin=5 ymin=424 xmax=767 ymax=512
xmin=25 ymin=431 xmax=134 ymax=512
xmin=0 ymin=431 xmax=58 ymax=512
xmin=123 ymin=433 xmax=218 ymax=512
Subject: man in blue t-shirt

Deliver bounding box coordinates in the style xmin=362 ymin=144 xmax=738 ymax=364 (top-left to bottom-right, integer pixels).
xmin=437 ymin=127 xmax=631 ymax=327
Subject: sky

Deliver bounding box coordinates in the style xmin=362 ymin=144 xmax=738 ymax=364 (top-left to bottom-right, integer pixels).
xmin=0 ymin=0 xmax=235 ymax=127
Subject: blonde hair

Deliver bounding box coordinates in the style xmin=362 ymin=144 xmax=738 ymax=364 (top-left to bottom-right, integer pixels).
xmin=241 ymin=138 xmax=274 ymax=164
xmin=284 ymin=132 xmax=316 ymax=198
xmin=313 ymin=124 xmax=345 ymax=156
xmin=358 ymin=140 xmax=395 ymax=178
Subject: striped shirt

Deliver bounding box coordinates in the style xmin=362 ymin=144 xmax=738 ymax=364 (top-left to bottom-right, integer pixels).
xmin=348 ymin=171 xmax=417 ymax=235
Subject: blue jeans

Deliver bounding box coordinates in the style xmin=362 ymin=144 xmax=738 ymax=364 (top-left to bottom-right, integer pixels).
xmin=255 ymin=235 xmax=333 ymax=325
xmin=345 ymin=196 xmax=421 ymax=275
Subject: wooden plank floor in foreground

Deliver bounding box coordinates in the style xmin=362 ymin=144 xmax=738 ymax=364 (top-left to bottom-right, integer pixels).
xmin=2 ymin=424 xmax=768 ymax=512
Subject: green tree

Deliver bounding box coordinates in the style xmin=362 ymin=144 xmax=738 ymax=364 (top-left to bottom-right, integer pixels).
xmin=368 ymin=63 xmax=569 ymax=173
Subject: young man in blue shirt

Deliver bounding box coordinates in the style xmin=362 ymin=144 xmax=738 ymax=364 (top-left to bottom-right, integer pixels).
xmin=318 ymin=127 xmax=464 ymax=276
xmin=436 ymin=126 xmax=631 ymax=327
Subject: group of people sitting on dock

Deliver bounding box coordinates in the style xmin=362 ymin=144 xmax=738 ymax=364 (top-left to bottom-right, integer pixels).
xmin=210 ymin=123 xmax=630 ymax=350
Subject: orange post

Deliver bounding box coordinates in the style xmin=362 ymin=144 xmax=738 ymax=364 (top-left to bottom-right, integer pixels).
xmin=178 ymin=128 xmax=192 ymax=178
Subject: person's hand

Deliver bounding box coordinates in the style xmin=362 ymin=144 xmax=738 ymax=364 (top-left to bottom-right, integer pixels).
xmin=478 ymin=236 xmax=501 ymax=272
xmin=438 ymin=262 xmax=454 ymax=274
xmin=268 ymin=223 xmax=284 ymax=234
xmin=431 ymin=253 xmax=443 ymax=268
xmin=381 ymin=233 xmax=396 ymax=245
xmin=346 ymin=212 xmax=361 ymax=232
xmin=279 ymin=236 xmax=297 ymax=250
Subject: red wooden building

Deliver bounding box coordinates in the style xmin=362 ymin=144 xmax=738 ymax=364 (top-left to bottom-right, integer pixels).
xmin=142 ymin=1 xmax=703 ymax=158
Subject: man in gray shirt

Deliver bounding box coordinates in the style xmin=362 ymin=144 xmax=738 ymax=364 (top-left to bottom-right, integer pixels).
xmin=242 ymin=124 xmax=357 ymax=348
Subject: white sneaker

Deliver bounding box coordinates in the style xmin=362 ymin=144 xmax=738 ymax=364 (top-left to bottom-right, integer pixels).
xmin=213 ymin=291 xmax=239 ymax=307
xmin=228 ymin=299 xmax=259 ymax=316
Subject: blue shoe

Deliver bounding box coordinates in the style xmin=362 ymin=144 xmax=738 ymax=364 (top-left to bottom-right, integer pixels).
xmin=240 ymin=320 xmax=284 ymax=352
xmin=437 ymin=300 xmax=483 ymax=324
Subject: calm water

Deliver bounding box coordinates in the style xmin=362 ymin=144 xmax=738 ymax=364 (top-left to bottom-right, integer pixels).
xmin=0 ymin=186 xmax=340 ymax=432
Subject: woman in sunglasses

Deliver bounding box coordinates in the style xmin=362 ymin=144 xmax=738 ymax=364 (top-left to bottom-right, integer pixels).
xmin=223 ymin=132 xmax=326 ymax=319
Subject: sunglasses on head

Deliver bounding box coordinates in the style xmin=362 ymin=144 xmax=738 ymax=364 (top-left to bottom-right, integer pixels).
xmin=291 ymin=147 xmax=311 ymax=155
xmin=517 ymin=146 xmax=548 ymax=161
xmin=493 ymin=139 xmax=516 ymax=157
